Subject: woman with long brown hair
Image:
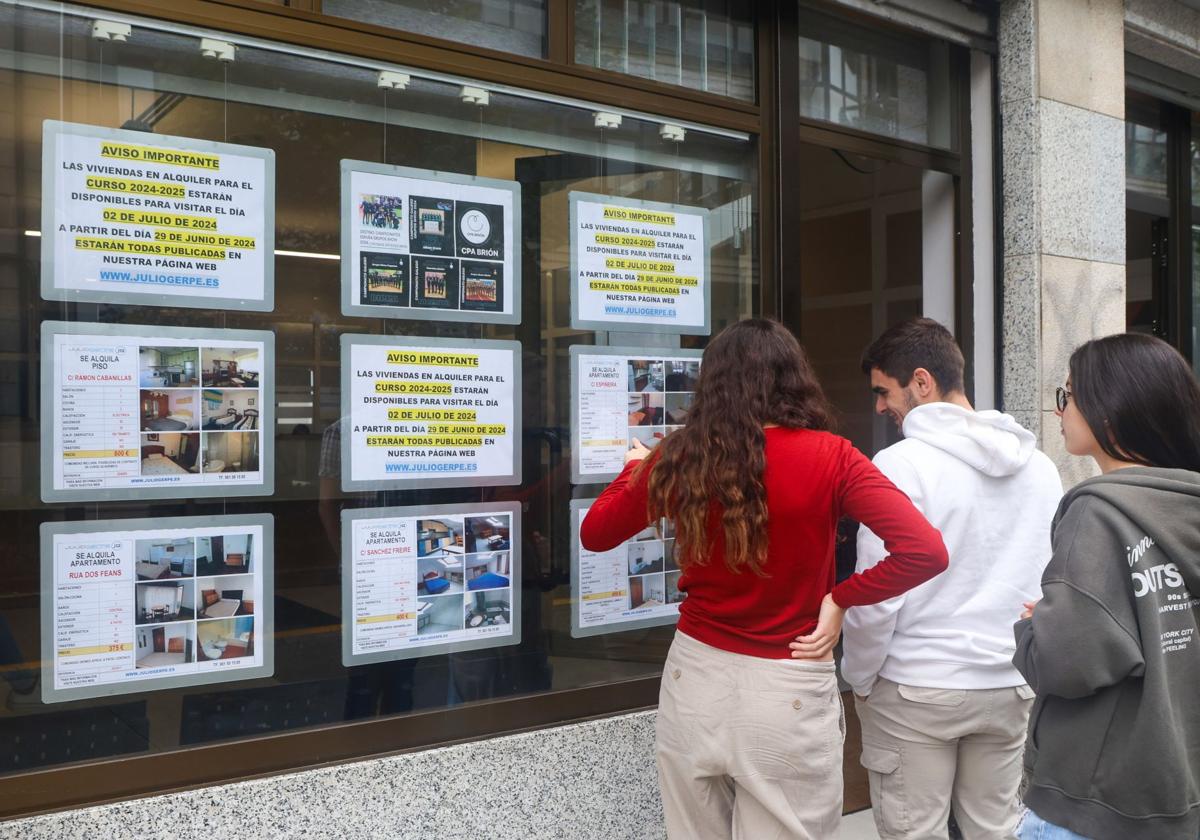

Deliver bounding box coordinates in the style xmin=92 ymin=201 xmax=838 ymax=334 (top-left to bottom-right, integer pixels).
xmin=581 ymin=318 xmax=948 ymax=839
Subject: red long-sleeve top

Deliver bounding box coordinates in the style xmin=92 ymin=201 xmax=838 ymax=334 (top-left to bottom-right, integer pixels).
xmin=580 ymin=427 xmax=948 ymax=659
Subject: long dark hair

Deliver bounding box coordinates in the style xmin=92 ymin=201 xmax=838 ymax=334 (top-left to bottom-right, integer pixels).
xmin=643 ymin=318 xmax=834 ymax=575
xmin=1069 ymin=333 xmax=1200 ymax=472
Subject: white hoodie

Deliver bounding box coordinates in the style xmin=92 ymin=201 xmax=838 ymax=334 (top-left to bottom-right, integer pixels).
xmin=841 ymin=403 xmax=1063 ymax=694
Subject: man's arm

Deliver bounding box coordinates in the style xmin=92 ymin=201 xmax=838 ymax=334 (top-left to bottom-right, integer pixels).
xmin=839 ymin=447 xmax=921 ymax=696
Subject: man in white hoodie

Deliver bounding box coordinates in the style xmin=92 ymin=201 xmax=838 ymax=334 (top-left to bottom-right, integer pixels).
xmin=841 ymin=318 xmax=1062 ymax=840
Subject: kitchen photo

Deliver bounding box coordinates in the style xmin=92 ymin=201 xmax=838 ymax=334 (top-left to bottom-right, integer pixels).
xmin=138 ymin=346 xmax=199 ymax=388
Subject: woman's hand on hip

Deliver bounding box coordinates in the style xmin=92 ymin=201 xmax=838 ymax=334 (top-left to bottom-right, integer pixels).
xmin=789 ymin=593 xmax=844 ymax=660
xmin=624 ymin=438 xmax=651 ymax=465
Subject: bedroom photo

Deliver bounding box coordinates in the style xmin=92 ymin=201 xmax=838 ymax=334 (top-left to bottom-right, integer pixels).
xmin=140 ymin=432 xmax=200 ymax=475
xmin=464 ymin=551 xmax=510 ymax=591
xmin=140 ymin=390 xmax=199 ymax=432
xmin=629 ymin=573 xmax=666 ymax=611
xmin=135 ymin=623 xmax=194 ymax=670
xmin=196 ymin=575 xmax=255 ymax=619
xmin=135 ymin=579 xmax=195 ymax=625
xmin=201 ymin=390 xmax=260 ymax=431
xmin=196 ymin=533 xmax=254 ymax=577
xmin=196 ymin=616 xmax=254 ymax=662
xmin=134 ymin=537 xmax=195 ymax=580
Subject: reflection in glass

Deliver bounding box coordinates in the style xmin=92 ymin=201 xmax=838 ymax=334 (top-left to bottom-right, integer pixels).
xmin=798 ymin=8 xmax=954 ymax=150
xmin=575 ymin=0 xmax=755 ymax=101
xmin=324 ymin=0 xmax=547 ymax=58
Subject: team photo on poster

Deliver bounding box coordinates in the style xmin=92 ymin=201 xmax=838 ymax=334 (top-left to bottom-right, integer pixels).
xmin=342 ymin=162 xmax=519 ymax=322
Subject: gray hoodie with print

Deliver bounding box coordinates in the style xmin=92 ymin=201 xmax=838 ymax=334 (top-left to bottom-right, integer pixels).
xmin=1013 ymin=467 xmax=1200 ymax=840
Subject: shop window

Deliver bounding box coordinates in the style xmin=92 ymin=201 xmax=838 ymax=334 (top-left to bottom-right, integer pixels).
xmin=0 ymin=0 xmax=756 ymax=813
xmin=323 ymin=0 xmax=548 ymax=59
xmin=798 ymin=6 xmax=956 ymax=150
xmin=1123 ymin=89 xmax=1198 ymax=367
xmin=574 ymin=0 xmax=756 ymax=101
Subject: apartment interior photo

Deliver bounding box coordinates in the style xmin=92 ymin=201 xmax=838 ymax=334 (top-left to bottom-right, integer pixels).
xmin=463 ymin=551 xmax=510 ymax=590
xmin=135 ymin=537 xmax=195 ymax=580
xmin=629 ymin=574 xmax=666 ymax=610
xmin=197 ymin=575 xmax=255 ymax=619
xmin=628 ymin=392 xmax=665 ymax=426
xmin=135 ymin=623 xmax=193 ymax=669
xmin=196 ymin=533 xmax=253 ymax=576
xmin=140 ymin=390 xmax=198 ymax=432
xmin=416 ymin=592 xmax=463 ymax=635
xmin=138 ymin=346 xmax=199 ymax=388
xmin=140 ymin=432 xmax=200 ymax=475
xmin=201 ymin=389 xmax=260 ymax=430
xmin=201 ymin=348 xmax=261 ymax=387
xmin=202 ymin=430 xmax=260 ymax=473
xmin=136 ymin=580 xmax=195 ymax=625
xmin=196 ymin=616 xmax=254 ymax=661
xmin=627 ymin=541 xmax=665 ymax=576
xmin=465 ymin=590 xmax=511 ymax=627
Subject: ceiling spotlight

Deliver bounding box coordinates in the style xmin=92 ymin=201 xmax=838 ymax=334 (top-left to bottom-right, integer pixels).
xmin=593 ymin=111 xmax=622 ymax=130
xmin=199 ymin=37 xmax=236 ymax=62
xmin=459 ymin=85 xmax=490 ymax=106
xmin=659 ymin=123 xmax=686 ymax=143
xmin=91 ymin=20 xmax=131 ymax=42
xmin=377 ymin=70 xmax=411 ymax=90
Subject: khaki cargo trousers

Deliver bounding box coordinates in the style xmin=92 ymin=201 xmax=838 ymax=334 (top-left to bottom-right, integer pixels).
xmin=855 ymin=677 xmax=1034 ymax=840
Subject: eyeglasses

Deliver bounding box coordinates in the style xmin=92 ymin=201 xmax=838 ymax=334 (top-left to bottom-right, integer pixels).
xmin=1055 ymin=386 xmax=1073 ymax=413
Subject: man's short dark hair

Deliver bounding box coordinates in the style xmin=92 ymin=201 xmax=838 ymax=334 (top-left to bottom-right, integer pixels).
xmin=861 ymin=317 xmax=965 ymax=394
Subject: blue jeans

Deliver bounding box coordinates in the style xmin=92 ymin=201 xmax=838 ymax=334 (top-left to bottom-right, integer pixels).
xmin=1018 ymin=809 xmax=1091 ymax=840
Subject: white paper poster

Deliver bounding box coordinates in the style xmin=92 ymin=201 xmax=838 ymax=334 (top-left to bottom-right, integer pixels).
xmin=571 ymin=345 xmax=702 ymax=483
xmin=571 ymin=500 xmax=683 ymax=638
xmin=41 ymin=515 xmax=273 ymax=703
xmin=341 ymin=161 xmax=520 ymax=323
xmin=41 ymin=322 xmax=274 ymax=502
xmin=41 ymin=121 xmax=274 ymax=310
xmin=570 ymin=192 xmax=710 ymax=334
xmin=342 ymin=504 xmax=521 ymax=665
xmin=340 ymin=335 xmax=521 ymax=491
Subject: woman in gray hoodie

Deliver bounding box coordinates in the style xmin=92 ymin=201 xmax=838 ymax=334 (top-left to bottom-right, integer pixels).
xmin=1013 ymin=333 xmax=1200 ymax=840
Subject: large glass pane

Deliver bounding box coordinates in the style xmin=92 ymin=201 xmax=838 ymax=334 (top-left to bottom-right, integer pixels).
xmin=324 ymin=0 xmax=547 ymax=59
xmin=1125 ymin=91 xmax=1171 ymax=338
xmin=574 ymin=0 xmax=756 ymax=101
xmin=798 ymin=7 xmax=955 ymax=150
xmin=0 ymin=1 xmax=757 ymax=784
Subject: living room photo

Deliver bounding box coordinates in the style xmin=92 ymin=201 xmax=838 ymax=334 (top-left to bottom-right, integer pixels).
xmin=201 ymin=347 xmax=261 ymax=388
xmin=135 ymin=579 xmax=195 ymax=625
